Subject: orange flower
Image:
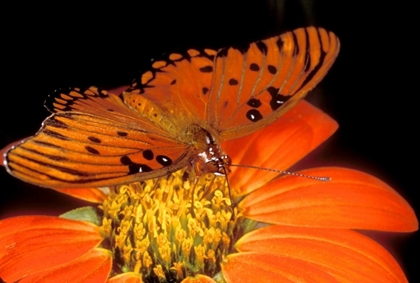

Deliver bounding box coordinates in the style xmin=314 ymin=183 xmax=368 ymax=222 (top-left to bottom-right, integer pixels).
xmin=0 ymin=100 xmax=417 ymax=283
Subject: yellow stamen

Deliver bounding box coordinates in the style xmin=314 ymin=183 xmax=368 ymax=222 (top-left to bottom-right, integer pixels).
xmin=100 ymin=168 xmax=245 ymax=282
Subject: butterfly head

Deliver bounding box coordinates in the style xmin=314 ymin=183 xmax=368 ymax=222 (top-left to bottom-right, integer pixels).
xmin=196 ymin=145 xmax=232 ymax=176
xmin=187 ymin=124 xmax=231 ymax=177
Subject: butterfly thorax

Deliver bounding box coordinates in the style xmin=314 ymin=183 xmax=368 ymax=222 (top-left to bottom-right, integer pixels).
xmin=185 ymin=124 xmax=231 ymax=176
xmin=193 ymin=144 xmax=231 ymax=176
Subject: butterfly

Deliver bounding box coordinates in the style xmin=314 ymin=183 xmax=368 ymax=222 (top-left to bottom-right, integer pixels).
xmin=4 ymin=27 xmax=340 ymax=188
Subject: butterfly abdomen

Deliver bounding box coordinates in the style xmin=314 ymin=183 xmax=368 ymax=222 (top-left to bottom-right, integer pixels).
xmin=122 ymin=90 xmax=183 ymax=135
xmin=123 ymin=91 xmax=165 ymax=122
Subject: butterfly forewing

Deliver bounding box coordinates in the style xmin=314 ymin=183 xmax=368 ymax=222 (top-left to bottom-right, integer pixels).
xmin=45 ymin=87 xmax=169 ymax=134
xmin=5 ymin=88 xmax=195 ymax=187
xmin=207 ymin=27 xmax=340 ymax=140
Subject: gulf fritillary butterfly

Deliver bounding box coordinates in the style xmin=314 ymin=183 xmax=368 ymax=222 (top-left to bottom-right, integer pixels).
xmin=4 ymin=27 xmax=339 ymax=188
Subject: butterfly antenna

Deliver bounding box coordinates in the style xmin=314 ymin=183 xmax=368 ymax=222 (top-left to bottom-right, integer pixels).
xmin=230 ymin=164 xmax=331 ymax=182
xmin=221 ymin=165 xmax=237 ymax=221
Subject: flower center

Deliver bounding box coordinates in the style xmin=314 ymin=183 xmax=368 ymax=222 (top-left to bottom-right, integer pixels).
xmin=100 ymin=169 xmax=246 ymax=282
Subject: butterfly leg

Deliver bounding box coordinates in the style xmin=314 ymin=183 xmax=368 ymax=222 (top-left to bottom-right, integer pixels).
xmin=189 ymin=176 xmax=200 ymax=218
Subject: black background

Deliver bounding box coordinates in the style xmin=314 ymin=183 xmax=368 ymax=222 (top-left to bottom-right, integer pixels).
xmin=1 ymin=1 xmax=418 ymax=281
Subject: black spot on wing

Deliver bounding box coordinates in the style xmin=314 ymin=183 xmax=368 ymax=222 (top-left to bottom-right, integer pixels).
xmin=117 ymin=131 xmax=128 ymax=137
xmin=85 ymin=146 xmax=100 ymax=155
xmin=267 ymin=87 xmax=279 ymax=98
xmin=43 ymin=129 xmax=69 ymax=140
xmin=88 ymin=136 xmax=101 ymax=143
xmin=120 ymin=156 xmax=132 ymax=165
xmin=46 ymin=155 xmax=67 ymax=162
xmin=267 ymin=86 xmax=291 ymax=111
xmin=246 ymin=109 xmax=263 ymax=122
xmin=267 ymin=65 xmax=277 ymax=74
xmin=228 ymin=78 xmax=238 ymax=85
xmin=143 ymin=150 xmax=154 ymax=160
xmin=202 ymin=87 xmax=209 ymax=95
xmin=271 ymin=94 xmax=290 ymax=111
xmin=120 ymin=155 xmax=153 ymax=174
xmin=130 ymin=164 xmax=152 ymax=174
xmin=199 ymin=66 xmax=213 ymax=73
xmin=247 ymin=98 xmax=262 ymax=108
xmin=157 ymin=155 xmax=172 ymax=166
xmin=250 ymin=63 xmax=260 ymax=71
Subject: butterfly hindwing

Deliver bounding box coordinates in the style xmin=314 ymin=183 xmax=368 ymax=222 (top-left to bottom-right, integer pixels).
xmin=207 ymin=27 xmax=340 ymax=140
xmin=124 ymin=48 xmax=217 ymax=125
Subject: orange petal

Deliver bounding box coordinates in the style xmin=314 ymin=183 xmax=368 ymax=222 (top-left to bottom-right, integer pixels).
xmin=222 ymin=252 xmax=339 ymax=283
xmin=241 ymin=167 xmax=418 ymax=231
xmin=181 ymin=274 xmax=217 ymax=283
xmin=224 ymin=100 xmax=338 ymax=195
xmin=53 ymin=187 xmax=108 ymax=203
xmin=107 ymin=272 xmax=143 ymax=283
xmin=235 ymin=225 xmax=408 ymax=283
xmin=0 ymin=216 xmax=103 ymax=282
xmin=19 ymin=248 xmax=112 ymax=283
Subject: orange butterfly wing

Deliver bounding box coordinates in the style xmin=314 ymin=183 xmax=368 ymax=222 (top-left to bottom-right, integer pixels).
xmin=208 ymin=27 xmax=340 ymax=140
xmin=5 ymin=87 xmax=195 ymax=187
xmin=4 ymin=27 xmax=340 ymax=188
xmin=126 ymin=27 xmax=339 ymax=141
xmin=123 ymin=48 xmax=216 ymax=127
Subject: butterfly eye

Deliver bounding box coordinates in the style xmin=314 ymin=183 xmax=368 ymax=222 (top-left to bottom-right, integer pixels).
xmin=221 ymin=155 xmax=232 ymax=166
xmin=205 ymin=155 xmax=232 ymax=176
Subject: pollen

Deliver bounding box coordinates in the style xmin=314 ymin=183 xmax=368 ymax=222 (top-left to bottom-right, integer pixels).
xmin=100 ymin=168 xmax=242 ymax=282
